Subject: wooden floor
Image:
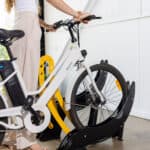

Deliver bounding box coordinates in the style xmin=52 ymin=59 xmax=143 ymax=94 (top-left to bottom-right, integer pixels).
xmin=0 ymin=117 xmax=150 ymax=150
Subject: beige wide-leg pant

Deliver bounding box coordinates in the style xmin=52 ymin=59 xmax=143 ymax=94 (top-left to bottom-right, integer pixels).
xmin=12 ymin=11 xmax=41 ymax=91
xmin=3 ymin=12 xmax=42 ymax=149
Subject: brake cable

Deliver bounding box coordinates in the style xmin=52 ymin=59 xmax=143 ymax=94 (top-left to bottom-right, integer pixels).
xmin=77 ymin=24 xmax=80 ymax=47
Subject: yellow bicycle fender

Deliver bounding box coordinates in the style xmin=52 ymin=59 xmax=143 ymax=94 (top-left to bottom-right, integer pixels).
xmin=48 ymin=122 xmax=54 ymax=129
xmin=39 ymin=55 xmax=54 ymax=91
xmin=54 ymin=89 xmax=71 ymax=120
xmin=39 ymin=55 xmax=71 ymax=133
xmin=48 ymin=99 xmax=70 ymax=134
xmin=39 ymin=55 xmax=55 ymax=128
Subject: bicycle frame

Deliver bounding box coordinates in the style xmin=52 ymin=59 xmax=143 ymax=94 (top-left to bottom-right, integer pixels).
xmin=0 ymin=41 xmax=82 ymax=132
xmin=0 ymin=28 xmax=104 ymax=133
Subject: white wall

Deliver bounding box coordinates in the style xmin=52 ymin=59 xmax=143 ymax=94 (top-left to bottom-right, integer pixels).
xmin=45 ymin=0 xmax=150 ymax=120
xmin=44 ymin=0 xmax=89 ymax=61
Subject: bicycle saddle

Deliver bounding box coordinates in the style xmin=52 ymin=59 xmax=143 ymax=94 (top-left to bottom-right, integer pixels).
xmin=0 ymin=28 xmax=25 ymax=43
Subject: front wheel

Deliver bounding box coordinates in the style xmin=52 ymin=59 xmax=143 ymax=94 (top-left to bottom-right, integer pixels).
xmin=69 ymin=63 xmax=127 ymax=129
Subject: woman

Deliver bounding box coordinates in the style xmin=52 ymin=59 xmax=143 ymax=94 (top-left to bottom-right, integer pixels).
xmin=6 ymin=0 xmax=89 ymax=92
xmin=4 ymin=0 xmax=90 ymax=150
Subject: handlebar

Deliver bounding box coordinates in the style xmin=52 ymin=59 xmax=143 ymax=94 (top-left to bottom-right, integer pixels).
xmin=53 ymin=15 xmax=102 ymax=30
xmin=46 ymin=15 xmax=102 ymax=43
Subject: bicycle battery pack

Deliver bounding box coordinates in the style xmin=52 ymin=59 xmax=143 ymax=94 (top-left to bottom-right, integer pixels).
xmin=0 ymin=60 xmax=26 ymax=106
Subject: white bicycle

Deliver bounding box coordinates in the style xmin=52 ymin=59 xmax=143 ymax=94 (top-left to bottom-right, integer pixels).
xmin=0 ymin=15 xmax=127 ymax=143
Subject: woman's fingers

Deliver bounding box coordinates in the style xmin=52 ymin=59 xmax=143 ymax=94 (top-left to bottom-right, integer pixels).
xmin=45 ymin=24 xmax=56 ymax=32
xmin=74 ymin=11 xmax=91 ymax=23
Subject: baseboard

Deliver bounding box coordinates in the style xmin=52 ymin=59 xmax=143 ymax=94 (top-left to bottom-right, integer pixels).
xmin=130 ymin=110 xmax=150 ymax=120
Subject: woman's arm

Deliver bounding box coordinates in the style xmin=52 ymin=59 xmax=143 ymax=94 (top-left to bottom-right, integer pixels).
xmin=46 ymin=0 xmax=79 ymax=18
xmin=39 ymin=18 xmax=47 ymax=28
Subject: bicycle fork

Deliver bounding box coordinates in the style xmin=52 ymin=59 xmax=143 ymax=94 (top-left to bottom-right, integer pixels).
xmin=83 ymin=62 xmax=106 ymax=105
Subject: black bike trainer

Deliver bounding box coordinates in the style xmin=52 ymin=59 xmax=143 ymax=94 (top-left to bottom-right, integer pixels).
xmin=58 ymin=70 xmax=135 ymax=150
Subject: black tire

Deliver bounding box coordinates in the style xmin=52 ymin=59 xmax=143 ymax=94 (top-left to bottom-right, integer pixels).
xmin=0 ymin=96 xmax=7 ymax=144
xmin=69 ymin=63 xmax=127 ymax=129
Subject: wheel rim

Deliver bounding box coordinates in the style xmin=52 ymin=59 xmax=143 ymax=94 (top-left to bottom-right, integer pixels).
xmin=70 ymin=65 xmax=127 ymax=128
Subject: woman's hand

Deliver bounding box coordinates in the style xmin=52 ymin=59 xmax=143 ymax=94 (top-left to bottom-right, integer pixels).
xmin=44 ymin=24 xmax=56 ymax=32
xmin=74 ymin=11 xmax=91 ymax=23
xmin=39 ymin=19 xmax=56 ymax=32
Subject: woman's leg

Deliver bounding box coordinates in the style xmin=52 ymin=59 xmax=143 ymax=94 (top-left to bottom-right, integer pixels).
xmin=16 ymin=129 xmax=48 ymax=150
xmin=12 ymin=12 xmax=41 ymax=92
xmin=11 ymin=12 xmax=43 ymax=150
xmin=9 ymin=146 xmax=13 ymax=150
xmin=22 ymin=12 xmax=41 ymax=92
xmin=29 ymin=144 xmax=47 ymax=150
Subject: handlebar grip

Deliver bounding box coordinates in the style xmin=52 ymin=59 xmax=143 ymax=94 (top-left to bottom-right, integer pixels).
xmin=53 ymin=20 xmax=63 ymax=29
xmin=82 ymin=15 xmax=102 ymax=21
